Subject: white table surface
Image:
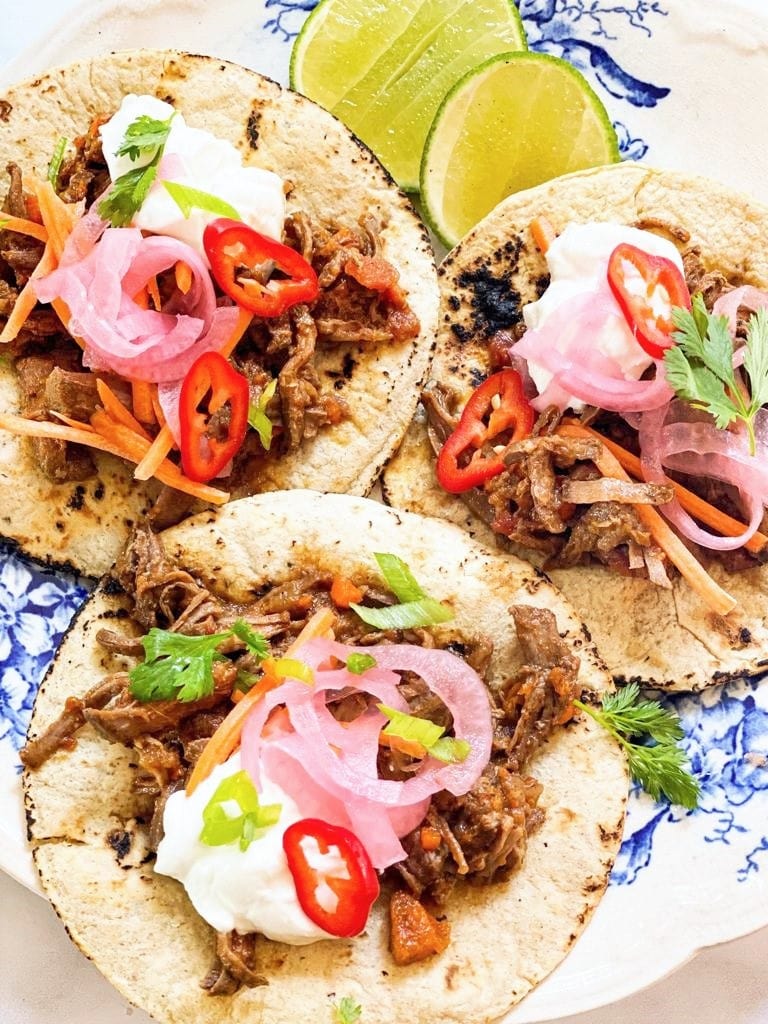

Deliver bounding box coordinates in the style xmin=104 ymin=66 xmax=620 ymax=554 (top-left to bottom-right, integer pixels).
xmin=0 ymin=2 xmax=767 ymax=1022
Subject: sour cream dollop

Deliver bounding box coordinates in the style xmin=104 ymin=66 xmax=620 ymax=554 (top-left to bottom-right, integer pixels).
xmin=155 ymin=752 xmax=337 ymax=944
xmin=99 ymin=95 xmax=286 ymax=256
xmin=521 ymin=222 xmax=685 ymax=411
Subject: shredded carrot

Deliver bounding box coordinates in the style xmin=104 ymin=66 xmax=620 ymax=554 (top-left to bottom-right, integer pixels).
xmin=0 ymin=245 xmax=57 ymax=343
xmin=133 ymin=424 xmax=175 ymax=481
xmin=0 ymin=215 xmax=48 ymax=243
xmin=95 ymin=379 xmax=152 ymax=441
xmin=219 ymin=306 xmax=254 ymax=358
xmin=419 ymin=826 xmax=442 ymax=852
xmin=185 ymin=607 xmax=337 ymax=796
xmin=529 ymin=216 xmax=557 ymax=255
xmin=175 ymin=261 xmax=193 ymax=294
xmin=49 ymin=410 xmax=97 ymax=431
xmin=557 ymin=423 xmax=737 ymax=616
xmin=132 ymin=287 xmax=150 ymax=310
xmin=562 ymin=420 xmax=768 ymax=556
xmin=379 ymin=732 xmax=428 ymax=759
xmin=130 ymin=380 xmax=156 ymax=425
xmin=330 ymin=575 xmax=364 ymax=609
xmin=32 ymin=179 xmax=80 ymax=260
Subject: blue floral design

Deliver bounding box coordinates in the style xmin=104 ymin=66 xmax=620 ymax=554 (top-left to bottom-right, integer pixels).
xmin=264 ymin=0 xmax=318 ymax=43
xmin=0 ymin=545 xmax=90 ymax=762
xmin=612 ymin=675 xmax=768 ymax=886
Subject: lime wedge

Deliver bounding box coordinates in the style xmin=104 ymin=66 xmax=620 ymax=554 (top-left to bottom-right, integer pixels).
xmin=290 ymin=0 xmax=527 ymax=191
xmin=420 ymin=51 xmax=620 ymax=247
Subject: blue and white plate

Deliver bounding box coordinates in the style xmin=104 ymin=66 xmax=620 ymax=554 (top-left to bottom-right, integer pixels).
xmin=1 ymin=2 xmax=768 ymax=1021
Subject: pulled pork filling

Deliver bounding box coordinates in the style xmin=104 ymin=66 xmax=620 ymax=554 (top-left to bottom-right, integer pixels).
xmin=426 ymin=237 xmax=768 ymax=581
xmin=1 ymin=116 xmax=420 ymax=504
xmin=22 ymin=524 xmax=581 ymax=988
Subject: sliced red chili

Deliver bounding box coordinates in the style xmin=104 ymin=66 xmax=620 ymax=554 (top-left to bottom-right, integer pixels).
xmin=178 ymin=350 xmax=250 ymax=483
xmin=607 ymin=242 xmax=691 ymax=359
xmin=435 ymin=369 xmax=535 ymax=494
xmin=203 ymin=218 xmax=319 ymax=317
xmin=282 ymin=818 xmax=380 ymax=938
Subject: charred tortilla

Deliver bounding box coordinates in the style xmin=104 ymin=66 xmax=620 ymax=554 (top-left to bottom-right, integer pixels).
xmin=0 ymin=50 xmax=438 ymax=577
xmin=24 ymin=491 xmax=626 ymax=1024
xmin=382 ymin=163 xmax=768 ymax=692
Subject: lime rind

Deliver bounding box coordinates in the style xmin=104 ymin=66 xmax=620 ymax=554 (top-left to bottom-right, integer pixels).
xmin=420 ymin=50 xmax=620 ymax=248
xmin=289 ymin=0 xmax=527 ymax=189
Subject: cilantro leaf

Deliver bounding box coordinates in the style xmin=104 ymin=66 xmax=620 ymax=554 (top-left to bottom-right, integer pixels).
xmin=98 ymin=112 xmax=174 ymax=227
xmin=333 ymin=997 xmax=362 ymax=1024
xmin=666 ymin=294 xmax=768 ymax=454
xmin=574 ymin=683 xmax=700 ymax=809
xmin=129 ymin=620 xmax=269 ymax=703
xmin=116 ymin=114 xmax=175 ymax=161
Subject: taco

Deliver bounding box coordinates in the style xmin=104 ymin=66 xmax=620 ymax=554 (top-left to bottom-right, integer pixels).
xmin=0 ymin=50 xmax=438 ymax=577
xmin=22 ymin=491 xmax=626 ymax=1024
xmin=382 ymin=163 xmax=768 ymax=691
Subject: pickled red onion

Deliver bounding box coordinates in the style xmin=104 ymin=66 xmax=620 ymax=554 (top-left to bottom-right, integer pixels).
xmin=712 ymin=285 xmax=768 ymax=333
xmin=240 ymin=638 xmax=493 ymax=869
xmin=513 ymin=288 xmax=674 ymax=413
xmin=34 ymin=228 xmax=240 ymax=382
xmin=639 ymin=406 xmax=767 ymax=550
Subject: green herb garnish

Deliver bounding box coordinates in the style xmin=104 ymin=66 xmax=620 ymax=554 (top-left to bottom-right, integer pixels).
xmin=98 ymin=112 xmax=175 ymax=227
xmin=200 ymin=769 xmax=281 ymax=851
xmin=345 ymin=653 xmax=377 ymax=675
xmin=129 ymin=618 xmax=268 ymax=703
xmin=350 ymin=552 xmax=454 ymax=629
xmin=47 ymin=136 xmax=68 ymax=188
xmin=665 ymin=294 xmax=768 ymax=455
xmin=333 ymin=996 xmax=362 ymax=1024
xmin=573 ymin=683 xmax=700 ymax=809
xmin=377 ymin=703 xmax=470 ymax=764
xmin=163 ymin=180 xmax=241 ymax=220
xmin=248 ymin=378 xmax=278 ymax=451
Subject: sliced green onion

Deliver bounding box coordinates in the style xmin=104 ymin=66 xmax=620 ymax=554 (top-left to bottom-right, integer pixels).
xmin=373 ymin=552 xmax=425 ymax=603
xmin=200 ymin=770 xmax=281 ymax=850
xmin=163 ymin=180 xmax=241 ymax=220
xmin=248 ymin=378 xmax=278 ymax=451
xmin=346 ymin=653 xmax=377 ymax=675
xmin=271 ymin=657 xmax=314 ymax=685
xmin=351 ymin=596 xmax=453 ymax=630
xmin=378 ymin=703 xmax=444 ymax=749
xmin=428 ymin=737 xmax=471 ymax=764
xmin=47 ymin=136 xmax=68 ymax=188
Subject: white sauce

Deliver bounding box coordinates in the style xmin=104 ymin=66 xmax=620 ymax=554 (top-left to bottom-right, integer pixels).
xmin=155 ymin=753 xmax=337 ymax=944
xmin=99 ymin=95 xmax=286 ymax=257
xmin=522 ymin=222 xmax=685 ymax=410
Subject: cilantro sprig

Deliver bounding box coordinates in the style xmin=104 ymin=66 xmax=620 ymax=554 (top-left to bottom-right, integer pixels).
xmin=129 ymin=619 xmax=268 ymax=703
xmin=665 ymin=294 xmax=768 ymax=455
xmin=573 ymin=683 xmax=700 ymax=809
xmin=98 ymin=113 xmax=175 ymax=227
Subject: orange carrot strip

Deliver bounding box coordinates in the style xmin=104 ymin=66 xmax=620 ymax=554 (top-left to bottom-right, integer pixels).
xmin=557 ymin=423 xmax=737 ymax=616
xmin=330 ymin=575 xmax=364 ymax=609
xmin=0 ymin=215 xmax=48 ymax=243
xmin=130 ymin=380 xmax=156 ymax=425
xmin=147 ymin=275 xmax=161 ymax=311
xmin=32 ymin=179 xmax=80 ymax=260
xmin=49 ymin=410 xmax=97 ymax=431
xmin=219 ymin=306 xmax=254 ymax=358
xmin=132 ymin=287 xmax=150 ymax=310
xmin=529 ymin=216 xmax=557 ymax=255
xmin=151 ymin=390 xmax=168 ymax=428
xmin=185 ymin=607 xmax=337 ymax=796
xmin=133 ymin=424 xmax=175 ymax=481
xmin=564 ymin=420 xmax=768 ymax=556
xmin=0 ymin=245 xmax=57 ymax=343
xmin=95 ymin=379 xmax=152 ymax=441
xmin=175 ymin=261 xmax=193 ymax=294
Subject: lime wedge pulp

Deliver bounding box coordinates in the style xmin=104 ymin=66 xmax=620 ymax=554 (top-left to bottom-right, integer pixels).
xmin=290 ymin=0 xmax=527 ymax=191
xmin=420 ymin=51 xmax=621 ymax=247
